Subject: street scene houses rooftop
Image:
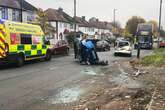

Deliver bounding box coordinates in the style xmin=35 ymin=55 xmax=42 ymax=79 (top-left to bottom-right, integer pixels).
xmin=89 ymin=17 xmax=113 ymax=30
xmin=0 ymin=0 xmax=37 ymax=22
xmin=0 ymin=0 xmax=37 ymax=11
xmin=57 ymin=8 xmax=75 ymax=24
xmin=45 ymin=8 xmax=69 ymax=23
xmin=74 ymin=16 xmax=91 ymax=27
xmin=0 ymin=0 xmax=20 ymax=9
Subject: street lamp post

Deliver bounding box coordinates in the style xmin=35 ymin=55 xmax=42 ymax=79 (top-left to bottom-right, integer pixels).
xmin=158 ymin=0 xmax=163 ymax=47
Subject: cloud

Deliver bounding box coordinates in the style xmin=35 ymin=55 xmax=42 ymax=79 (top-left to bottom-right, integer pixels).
xmin=27 ymin=0 xmax=165 ymax=28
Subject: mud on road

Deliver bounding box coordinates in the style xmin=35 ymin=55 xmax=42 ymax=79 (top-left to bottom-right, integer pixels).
xmin=73 ymin=61 xmax=165 ymax=110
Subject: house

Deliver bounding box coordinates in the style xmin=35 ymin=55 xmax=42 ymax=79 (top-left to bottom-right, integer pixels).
xmin=45 ymin=8 xmax=78 ymax=43
xmin=89 ymin=17 xmax=113 ymax=39
xmin=74 ymin=16 xmax=94 ymax=36
xmin=0 ymin=0 xmax=37 ymax=23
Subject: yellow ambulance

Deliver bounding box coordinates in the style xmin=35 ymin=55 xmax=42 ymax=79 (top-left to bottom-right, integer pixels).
xmin=0 ymin=19 xmax=52 ymax=67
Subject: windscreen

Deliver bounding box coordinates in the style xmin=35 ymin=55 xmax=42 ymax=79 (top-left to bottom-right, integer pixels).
xmin=139 ymin=36 xmax=152 ymax=43
xmin=118 ymin=42 xmax=129 ymax=47
xmin=138 ymin=24 xmax=152 ymax=32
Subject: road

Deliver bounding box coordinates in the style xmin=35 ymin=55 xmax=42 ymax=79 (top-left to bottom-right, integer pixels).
xmin=0 ymin=49 xmax=153 ymax=110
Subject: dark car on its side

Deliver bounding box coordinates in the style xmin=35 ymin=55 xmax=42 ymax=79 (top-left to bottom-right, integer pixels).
xmin=96 ymin=40 xmax=111 ymax=51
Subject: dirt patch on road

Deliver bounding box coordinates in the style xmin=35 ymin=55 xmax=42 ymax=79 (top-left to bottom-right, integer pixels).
xmin=73 ymin=61 xmax=165 ymax=110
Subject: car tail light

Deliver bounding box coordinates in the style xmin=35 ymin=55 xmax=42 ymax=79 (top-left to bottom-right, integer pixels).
xmin=128 ymin=48 xmax=131 ymax=51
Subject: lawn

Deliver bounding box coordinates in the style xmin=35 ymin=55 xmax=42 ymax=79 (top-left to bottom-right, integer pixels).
xmin=140 ymin=48 xmax=165 ymax=66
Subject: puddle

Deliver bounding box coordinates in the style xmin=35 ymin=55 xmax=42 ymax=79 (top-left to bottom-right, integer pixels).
xmin=81 ymin=67 xmax=98 ymax=75
xmin=110 ymin=64 xmax=142 ymax=88
xmin=111 ymin=74 xmax=142 ymax=88
xmin=81 ymin=67 xmax=105 ymax=76
xmin=48 ymin=87 xmax=83 ymax=104
xmin=118 ymin=64 xmax=128 ymax=75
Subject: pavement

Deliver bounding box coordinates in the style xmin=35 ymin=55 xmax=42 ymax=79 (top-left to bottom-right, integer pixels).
xmin=0 ymin=48 xmax=153 ymax=110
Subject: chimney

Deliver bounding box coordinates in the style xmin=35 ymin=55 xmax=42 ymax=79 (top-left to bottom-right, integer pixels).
xmin=96 ymin=19 xmax=99 ymax=22
xmin=58 ymin=7 xmax=63 ymax=13
xmin=82 ymin=16 xmax=86 ymax=20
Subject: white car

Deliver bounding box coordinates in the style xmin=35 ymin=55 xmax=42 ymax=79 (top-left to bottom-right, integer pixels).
xmin=114 ymin=40 xmax=132 ymax=57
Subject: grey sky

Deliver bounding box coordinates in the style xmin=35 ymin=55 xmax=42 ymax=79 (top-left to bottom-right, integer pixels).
xmin=27 ymin=0 xmax=165 ymax=29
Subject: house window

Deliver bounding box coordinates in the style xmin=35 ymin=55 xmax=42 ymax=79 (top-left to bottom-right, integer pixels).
xmin=59 ymin=22 xmax=62 ymax=28
xmin=64 ymin=23 xmax=67 ymax=28
xmin=12 ymin=9 xmax=20 ymax=21
xmin=27 ymin=15 xmax=34 ymax=22
xmin=70 ymin=24 xmax=73 ymax=29
xmin=1 ymin=7 xmax=8 ymax=20
xmin=0 ymin=7 xmax=2 ymax=19
xmin=21 ymin=34 xmax=32 ymax=44
xmin=88 ymin=28 xmax=90 ymax=32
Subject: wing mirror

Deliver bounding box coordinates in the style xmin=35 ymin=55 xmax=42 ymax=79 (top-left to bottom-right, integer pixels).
xmin=44 ymin=40 xmax=50 ymax=45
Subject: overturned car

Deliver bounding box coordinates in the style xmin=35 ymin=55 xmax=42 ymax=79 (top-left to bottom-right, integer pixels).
xmin=74 ymin=37 xmax=108 ymax=65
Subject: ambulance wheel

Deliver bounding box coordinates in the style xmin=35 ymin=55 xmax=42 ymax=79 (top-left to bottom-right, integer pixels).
xmin=45 ymin=51 xmax=52 ymax=61
xmin=16 ymin=56 xmax=24 ymax=67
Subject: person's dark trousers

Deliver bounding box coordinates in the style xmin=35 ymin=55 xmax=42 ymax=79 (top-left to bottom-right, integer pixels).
xmin=80 ymin=44 xmax=87 ymax=62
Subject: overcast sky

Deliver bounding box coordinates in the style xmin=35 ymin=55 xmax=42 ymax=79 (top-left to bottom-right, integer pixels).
xmin=27 ymin=0 xmax=165 ymax=29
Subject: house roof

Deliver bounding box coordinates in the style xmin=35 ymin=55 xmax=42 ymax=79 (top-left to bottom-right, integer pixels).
xmin=74 ymin=16 xmax=91 ymax=27
xmin=22 ymin=0 xmax=37 ymax=11
xmin=89 ymin=19 xmax=112 ymax=30
xmin=0 ymin=0 xmax=20 ymax=9
xmin=57 ymin=9 xmax=76 ymax=24
xmin=45 ymin=8 xmax=69 ymax=23
xmin=0 ymin=0 xmax=37 ymax=11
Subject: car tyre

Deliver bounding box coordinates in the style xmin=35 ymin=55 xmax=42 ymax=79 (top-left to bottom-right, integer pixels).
xmin=45 ymin=51 xmax=52 ymax=61
xmin=65 ymin=48 xmax=69 ymax=55
xmin=16 ymin=56 xmax=24 ymax=67
xmin=128 ymin=53 xmax=132 ymax=57
xmin=114 ymin=53 xmax=118 ymax=56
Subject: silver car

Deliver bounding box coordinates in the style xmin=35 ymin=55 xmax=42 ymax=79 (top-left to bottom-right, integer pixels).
xmin=114 ymin=40 xmax=132 ymax=57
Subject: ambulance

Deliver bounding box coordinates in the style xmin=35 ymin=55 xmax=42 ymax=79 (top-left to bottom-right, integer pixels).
xmin=0 ymin=19 xmax=52 ymax=67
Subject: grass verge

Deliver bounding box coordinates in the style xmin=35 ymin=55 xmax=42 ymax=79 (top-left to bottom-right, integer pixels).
xmin=140 ymin=48 xmax=165 ymax=66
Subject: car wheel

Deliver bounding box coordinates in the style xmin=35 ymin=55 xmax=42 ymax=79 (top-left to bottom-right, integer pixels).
xmin=65 ymin=48 xmax=69 ymax=55
xmin=45 ymin=51 xmax=52 ymax=61
xmin=114 ymin=53 xmax=118 ymax=56
xmin=53 ymin=50 xmax=57 ymax=55
xmin=16 ymin=56 xmax=24 ymax=67
xmin=128 ymin=53 xmax=132 ymax=57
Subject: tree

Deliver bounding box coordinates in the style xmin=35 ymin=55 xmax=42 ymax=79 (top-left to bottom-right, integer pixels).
xmin=123 ymin=29 xmax=134 ymax=43
xmin=110 ymin=21 xmax=121 ymax=29
xmin=125 ymin=16 xmax=146 ymax=36
xmin=36 ymin=8 xmax=56 ymax=37
xmin=160 ymin=29 xmax=165 ymax=36
xmin=148 ymin=20 xmax=159 ymax=38
xmin=110 ymin=21 xmax=122 ymax=37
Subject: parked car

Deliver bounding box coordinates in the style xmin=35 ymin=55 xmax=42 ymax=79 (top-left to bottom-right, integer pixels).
xmin=114 ymin=40 xmax=132 ymax=57
xmin=159 ymin=37 xmax=165 ymax=48
xmin=51 ymin=40 xmax=69 ymax=55
xmin=96 ymin=40 xmax=111 ymax=51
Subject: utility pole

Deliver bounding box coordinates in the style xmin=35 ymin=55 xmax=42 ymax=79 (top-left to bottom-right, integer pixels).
xmin=158 ymin=0 xmax=163 ymax=47
xmin=20 ymin=0 xmax=23 ymax=22
xmin=113 ymin=9 xmax=117 ymax=36
xmin=74 ymin=0 xmax=76 ymax=34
